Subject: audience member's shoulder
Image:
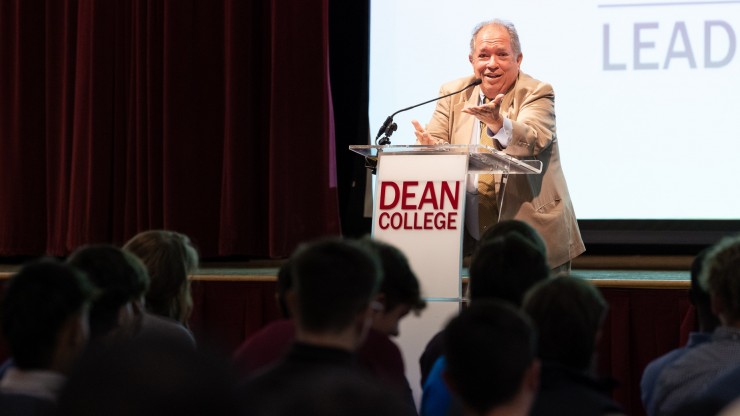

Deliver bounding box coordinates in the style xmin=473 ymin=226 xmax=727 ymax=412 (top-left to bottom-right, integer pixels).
xmin=532 ymin=362 xmax=623 ymax=416
xmin=137 ymin=312 xmax=196 ymax=348
xmin=0 ymin=391 xmax=56 ymax=415
xmin=360 ymin=328 xmax=401 ymax=357
xmin=57 ymin=336 xmax=240 ymax=416
xmin=692 ymin=363 xmax=740 ymax=412
xmin=245 ymin=367 xmax=415 ymax=416
xmin=357 ymin=329 xmax=405 ymax=386
xmin=419 ymin=329 xmax=445 ymax=386
xmin=233 ymin=319 xmax=296 ymax=375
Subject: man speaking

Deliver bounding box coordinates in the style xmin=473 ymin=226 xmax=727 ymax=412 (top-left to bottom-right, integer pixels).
xmin=412 ymin=19 xmax=584 ymax=271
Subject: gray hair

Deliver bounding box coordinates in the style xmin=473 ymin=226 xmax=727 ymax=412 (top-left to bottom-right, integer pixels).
xmin=469 ymin=19 xmax=521 ymax=57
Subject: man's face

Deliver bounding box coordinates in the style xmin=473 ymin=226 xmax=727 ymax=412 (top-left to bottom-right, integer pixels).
xmin=372 ymin=303 xmax=412 ymax=337
xmin=469 ymin=25 xmax=522 ymax=98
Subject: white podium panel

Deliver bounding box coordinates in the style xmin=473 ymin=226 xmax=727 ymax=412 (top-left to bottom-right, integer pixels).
xmin=371 ymin=153 xmax=468 ymax=300
xmin=350 ymin=144 xmax=544 ymax=412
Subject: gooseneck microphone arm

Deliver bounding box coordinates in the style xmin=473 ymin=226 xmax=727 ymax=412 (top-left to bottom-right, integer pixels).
xmin=375 ymin=78 xmax=482 ymax=145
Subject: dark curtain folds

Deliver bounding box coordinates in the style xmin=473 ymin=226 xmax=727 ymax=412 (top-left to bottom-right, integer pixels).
xmin=0 ymin=0 xmax=340 ymax=258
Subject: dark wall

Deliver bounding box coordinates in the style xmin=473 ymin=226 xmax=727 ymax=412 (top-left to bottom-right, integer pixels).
xmin=329 ymin=0 xmax=372 ymax=238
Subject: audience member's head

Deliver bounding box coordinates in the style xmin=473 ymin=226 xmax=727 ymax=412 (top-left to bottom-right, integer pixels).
xmin=358 ymin=237 xmax=426 ymax=337
xmin=67 ymin=245 xmax=149 ymax=342
xmin=288 ymin=237 xmax=382 ymax=348
xmin=123 ymin=230 xmax=198 ymax=324
xmin=56 ymin=334 xmax=240 ymax=416
xmin=477 ymin=219 xmax=547 ymax=261
xmin=690 ymin=247 xmax=720 ymax=332
xmin=523 ymin=275 xmax=607 ymax=372
xmin=444 ymin=300 xmax=539 ymax=416
xmin=469 ymin=232 xmax=550 ymax=305
xmin=1 ymin=259 xmax=93 ymax=374
xmin=699 ymin=235 xmax=740 ymax=326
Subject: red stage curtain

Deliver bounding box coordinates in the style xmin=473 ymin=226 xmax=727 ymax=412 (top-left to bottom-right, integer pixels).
xmin=0 ymin=0 xmax=340 ymax=258
xmin=597 ymin=287 xmax=694 ymax=416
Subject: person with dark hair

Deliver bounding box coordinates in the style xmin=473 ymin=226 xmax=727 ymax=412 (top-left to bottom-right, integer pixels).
xmin=0 ymin=259 xmax=93 ymax=413
xmin=233 ymin=238 xmax=424 ymax=412
xmin=443 ymin=300 xmax=539 ymax=416
xmin=651 ymin=235 xmax=740 ymax=415
xmin=66 ymin=245 xmax=149 ymax=343
xmin=522 ymin=275 xmax=623 ymax=416
xmin=420 ymin=220 xmax=549 ymax=385
xmin=357 ymin=237 xmax=426 ymax=413
xmin=68 ymin=244 xmax=194 ymax=348
xmin=242 ymin=238 xmax=412 ymax=415
xmin=420 ymin=230 xmax=550 ymax=416
xmin=641 ymin=248 xmax=718 ymax=415
xmin=476 ymin=219 xmax=547 ymax=262
xmin=359 ymin=237 xmax=426 ymax=337
xmin=468 ymin=233 xmax=550 ymax=304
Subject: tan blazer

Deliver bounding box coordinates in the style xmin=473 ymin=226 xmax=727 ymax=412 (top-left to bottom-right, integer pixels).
xmin=426 ymin=72 xmax=585 ymax=267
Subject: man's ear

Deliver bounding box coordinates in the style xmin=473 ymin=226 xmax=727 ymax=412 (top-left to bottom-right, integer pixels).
xmin=442 ymin=368 xmax=458 ymax=396
xmin=374 ymin=293 xmax=386 ymax=315
xmin=285 ymin=290 xmax=299 ymax=318
xmin=117 ymin=302 xmax=134 ymax=328
xmin=375 ymin=292 xmax=386 ymax=305
xmin=524 ymin=358 xmax=541 ymax=393
xmin=358 ymin=301 xmax=375 ymax=329
xmin=58 ymin=311 xmax=87 ymax=349
xmin=711 ymin=293 xmax=725 ymax=321
xmin=132 ymin=297 xmax=145 ymax=316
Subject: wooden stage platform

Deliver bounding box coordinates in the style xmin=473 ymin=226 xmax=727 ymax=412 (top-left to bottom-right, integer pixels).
xmin=1 ymin=254 xmax=692 ymax=285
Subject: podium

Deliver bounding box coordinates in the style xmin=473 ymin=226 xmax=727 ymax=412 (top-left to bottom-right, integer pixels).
xmin=349 ymin=143 xmax=542 ymax=407
xmin=350 ymin=144 xmax=541 ymax=300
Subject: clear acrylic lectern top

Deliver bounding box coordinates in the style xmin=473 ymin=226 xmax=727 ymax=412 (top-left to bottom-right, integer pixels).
xmin=349 ymin=144 xmax=542 ymax=175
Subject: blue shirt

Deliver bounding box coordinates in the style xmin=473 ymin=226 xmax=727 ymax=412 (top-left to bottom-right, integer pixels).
xmin=420 ymin=356 xmax=451 ymax=416
xmin=641 ymin=332 xmax=711 ymax=416
xmin=652 ymin=326 xmax=740 ymax=416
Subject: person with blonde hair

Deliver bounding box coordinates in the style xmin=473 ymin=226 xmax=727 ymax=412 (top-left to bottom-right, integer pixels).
xmin=123 ymin=230 xmax=198 ymax=345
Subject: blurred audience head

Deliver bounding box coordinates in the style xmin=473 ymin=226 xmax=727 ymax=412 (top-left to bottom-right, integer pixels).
xmin=477 ymin=219 xmax=547 ymax=261
xmin=288 ymin=237 xmax=381 ymax=347
xmin=699 ymin=234 xmax=740 ymax=326
xmin=1 ymin=259 xmax=93 ymax=374
xmin=523 ymin=275 xmax=607 ymax=372
xmin=444 ymin=299 xmax=539 ymax=416
xmin=469 ymin=232 xmax=550 ymax=305
xmin=67 ymin=245 xmax=148 ymax=342
xmin=358 ymin=237 xmax=425 ymax=337
xmin=124 ymin=230 xmax=198 ymax=324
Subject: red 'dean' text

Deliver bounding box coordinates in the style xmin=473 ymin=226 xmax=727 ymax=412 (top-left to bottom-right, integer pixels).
xmin=377 ymin=181 xmax=461 ymax=230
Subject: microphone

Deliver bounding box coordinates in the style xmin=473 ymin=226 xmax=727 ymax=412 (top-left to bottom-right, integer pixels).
xmin=375 ymin=78 xmax=482 ymax=145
